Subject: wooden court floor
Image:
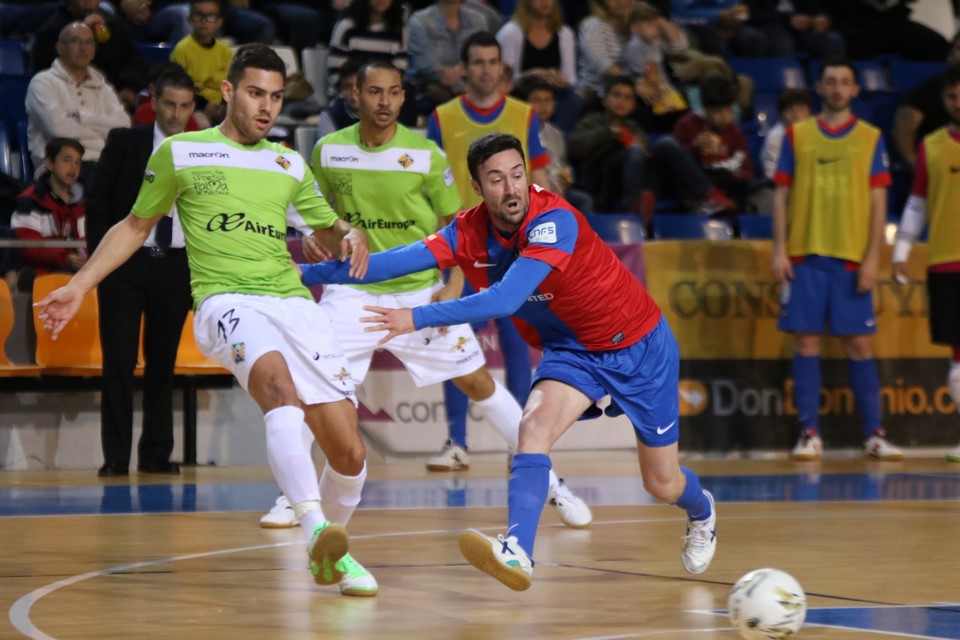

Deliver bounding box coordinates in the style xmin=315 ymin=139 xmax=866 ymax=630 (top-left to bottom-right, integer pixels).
xmin=1 ymin=455 xmax=958 ymax=639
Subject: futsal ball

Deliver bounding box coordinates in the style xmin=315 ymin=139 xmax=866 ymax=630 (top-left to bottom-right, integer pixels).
xmin=728 ymin=568 xmax=807 ymax=639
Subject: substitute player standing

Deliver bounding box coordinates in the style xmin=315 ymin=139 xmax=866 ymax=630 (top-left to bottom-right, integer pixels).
xmin=893 ymin=63 xmax=960 ymax=463
xmin=300 ymin=133 xmax=717 ymax=591
xmin=773 ymin=58 xmax=903 ymax=462
xmin=259 ymin=62 xmax=591 ymax=558
xmin=35 ymin=44 xmax=371 ymax=593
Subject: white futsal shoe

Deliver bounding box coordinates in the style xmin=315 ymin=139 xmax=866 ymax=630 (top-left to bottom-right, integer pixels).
xmin=336 ymin=553 xmax=378 ymax=597
xmin=790 ymin=432 xmax=823 ymax=461
xmin=260 ymin=495 xmax=298 ymax=528
xmin=459 ymin=529 xmax=533 ymax=591
xmin=426 ymin=439 xmax=470 ymax=471
xmin=681 ymin=490 xmax=717 ymax=575
xmin=548 ymin=478 xmax=592 ymax=528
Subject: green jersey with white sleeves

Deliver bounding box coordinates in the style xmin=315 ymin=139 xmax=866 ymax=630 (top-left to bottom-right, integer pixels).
xmin=131 ymin=126 xmax=338 ymax=306
xmin=311 ymin=123 xmax=462 ymax=294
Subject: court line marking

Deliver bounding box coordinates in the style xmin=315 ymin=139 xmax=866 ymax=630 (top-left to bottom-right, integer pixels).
xmin=693 ymin=609 xmax=959 ymax=640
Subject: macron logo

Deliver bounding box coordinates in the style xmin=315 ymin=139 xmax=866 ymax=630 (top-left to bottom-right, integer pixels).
xmin=188 ymin=151 xmax=229 ymax=158
xmin=330 ymin=155 xmax=359 ymax=163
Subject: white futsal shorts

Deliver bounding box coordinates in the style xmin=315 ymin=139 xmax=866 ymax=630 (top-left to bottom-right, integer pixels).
xmin=320 ymin=283 xmax=486 ymax=387
xmin=194 ymin=293 xmax=357 ymax=406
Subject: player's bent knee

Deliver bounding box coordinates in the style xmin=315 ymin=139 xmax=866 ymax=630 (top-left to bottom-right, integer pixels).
xmin=516 ymin=416 xmax=556 ymax=453
xmin=325 ymin=443 xmax=367 ymax=476
xmin=452 ymin=367 xmax=495 ymax=400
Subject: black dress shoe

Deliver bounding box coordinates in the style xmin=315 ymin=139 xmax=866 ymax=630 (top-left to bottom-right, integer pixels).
xmin=137 ymin=461 xmax=181 ymax=475
xmin=98 ymin=463 xmax=129 ymax=477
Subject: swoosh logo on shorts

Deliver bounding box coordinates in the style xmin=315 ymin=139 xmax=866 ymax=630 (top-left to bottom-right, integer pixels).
xmin=473 ymin=260 xmax=497 ymax=268
xmin=656 ymin=420 xmax=677 ymax=435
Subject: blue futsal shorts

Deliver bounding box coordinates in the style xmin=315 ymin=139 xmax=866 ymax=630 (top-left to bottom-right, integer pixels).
xmin=777 ymin=255 xmax=876 ymax=336
xmin=532 ymin=316 xmax=680 ymax=447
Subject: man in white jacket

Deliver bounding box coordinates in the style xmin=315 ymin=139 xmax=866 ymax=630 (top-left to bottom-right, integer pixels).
xmin=25 ymin=22 xmax=130 ymax=188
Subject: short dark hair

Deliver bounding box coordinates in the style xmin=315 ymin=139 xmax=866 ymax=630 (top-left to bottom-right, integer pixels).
xmin=227 ymin=43 xmax=286 ymax=86
xmin=460 ymin=31 xmax=501 ymax=66
xmin=514 ymin=76 xmax=555 ymax=101
xmin=154 ymin=70 xmax=196 ymax=98
xmin=943 ymin=62 xmax=960 ymax=91
xmin=820 ymin=57 xmax=858 ymax=83
xmin=700 ymin=73 xmax=737 ymax=109
xmin=338 ymin=57 xmax=365 ymax=85
xmin=777 ymin=87 xmax=812 ymax=114
xmin=356 ymin=60 xmax=404 ymax=89
xmin=466 ymin=133 xmax=525 ymax=182
xmin=190 ymin=0 xmax=222 ymax=13
xmin=45 ymin=137 xmax=84 ymax=161
xmin=603 ymin=74 xmax=635 ymax=97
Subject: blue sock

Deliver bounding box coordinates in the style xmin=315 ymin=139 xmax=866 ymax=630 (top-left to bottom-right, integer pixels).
xmin=792 ymin=354 xmax=821 ymax=432
xmin=497 ymin=317 xmax=531 ymax=405
xmin=847 ymin=358 xmax=881 ymax=438
xmin=674 ymin=467 xmax=711 ymax=521
xmin=442 ymin=380 xmax=469 ymax=448
xmin=507 ymin=453 xmax=552 ymax=558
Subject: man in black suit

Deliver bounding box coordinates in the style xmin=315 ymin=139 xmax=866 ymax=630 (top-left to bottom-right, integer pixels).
xmin=86 ymin=71 xmax=196 ymax=477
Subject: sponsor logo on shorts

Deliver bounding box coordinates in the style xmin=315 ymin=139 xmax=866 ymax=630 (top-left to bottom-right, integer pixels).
xmin=656 ymin=420 xmax=677 ymax=435
xmin=332 ymin=367 xmax=352 ymax=386
xmin=527 ymin=222 xmax=557 ymax=244
xmin=455 ymin=352 xmax=480 ymax=366
xmin=313 ymin=352 xmax=320 ymax=361
xmin=231 ymin=342 xmax=245 ymax=363
xmin=451 ymin=336 xmax=472 ymax=353
xmin=422 ymin=326 xmax=450 ymax=345
xmin=397 ymin=153 xmax=414 ymax=169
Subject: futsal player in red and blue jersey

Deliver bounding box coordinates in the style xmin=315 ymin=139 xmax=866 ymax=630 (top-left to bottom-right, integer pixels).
xmin=300 ymin=133 xmax=717 ymax=591
xmin=773 ymin=58 xmax=903 ymax=462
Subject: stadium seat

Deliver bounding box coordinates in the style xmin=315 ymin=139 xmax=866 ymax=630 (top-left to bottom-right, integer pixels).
xmin=585 ymin=214 xmax=646 ymax=244
xmin=728 ymin=58 xmax=805 ymax=93
xmin=32 ymin=274 xmax=103 ymax=376
xmin=0 ymin=282 xmax=41 ymax=377
xmin=0 ymin=39 xmax=25 ymax=75
xmin=294 ymin=125 xmax=317 ymax=161
xmin=652 ymin=214 xmax=734 ymax=240
xmin=890 ymin=60 xmax=943 ymax=93
xmin=0 ymin=124 xmax=12 ymax=176
xmin=738 ymin=214 xmax=773 ymax=239
xmin=0 ymin=74 xmax=28 ymax=131
xmin=301 ymin=46 xmax=329 ymax=106
xmin=136 ymin=43 xmax=173 ymax=67
xmin=16 ymin=121 xmax=31 ymax=179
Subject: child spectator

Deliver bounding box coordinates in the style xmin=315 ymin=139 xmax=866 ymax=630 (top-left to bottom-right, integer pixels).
xmin=623 ymin=2 xmax=690 ymax=132
xmin=171 ymin=0 xmax=233 ymax=124
xmin=761 ymin=87 xmax=812 ymax=180
xmin=316 ymin=58 xmax=363 ymax=139
xmin=672 ymin=73 xmax=754 ymax=211
xmin=11 ymin=138 xmax=87 ymax=293
xmin=515 ymin=77 xmax=593 ymax=213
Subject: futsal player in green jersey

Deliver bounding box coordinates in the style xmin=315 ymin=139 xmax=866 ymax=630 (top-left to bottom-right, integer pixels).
xmin=35 ymin=44 xmax=375 ymax=595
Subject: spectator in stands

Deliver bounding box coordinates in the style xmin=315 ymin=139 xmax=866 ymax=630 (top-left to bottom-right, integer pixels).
xmin=407 ymin=0 xmax=489 ymax=110
xmin=772 ymin=58 xmax=901 ymax=462
xmin=86 ymin=70 xmax=196 ymax=478
xmin=892 ymin=33 xmax=960 ymax=169
xmin=761 ymin=88 xmax=812 ymax=180
xmin=117 ymin=0 xmax=157 ymax=43
xmin=496 ymin=0 xmax=582 ymax=133
xmin=672 ymin=73 xmax=754 ymax=212
xmin=622 ymin=2 xmax=690 ymax=133
xmin=568 ymin=74 xmax=734 ymax=221
xmin=671 ymin=0 xmax=768 ymax=58
xmin=0 ymin=2 xmax=59 ymax=40
xmin=171 ymin=0 xmax=233 ymax=125
xmin=26 ymin=22 xmax=131 ymax=188
xmin=133 ymin=61 xmax=203 ymax=129
xmin=828 ymin=0 xmax=948 ymax=62
xmin=33 ymin=0 xmax=148 ymax=109
xmin=577 ymin=0 xmax=631 ymax=105
xmin=253 ymin=1 xmax=336 ymax=53
xmin=743 ymin=0 xmax=845 ymax=60
xmin=515 ymin=76 xmax=593 ymax=213
xmin=11 ymin=137 xmax=86 ymax=293
xmin=317 ymin=58 xmax=362 ymax=139
xmin=327 ymin=0 xmax=409 ymax=101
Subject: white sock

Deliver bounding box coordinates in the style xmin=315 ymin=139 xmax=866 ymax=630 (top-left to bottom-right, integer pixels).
xmin=319 ymin=461 xmax=367 ymax=525
xmin=264 ymin=406 xmax=325 ymax=539
xmin=472 ymin=380 xmax=560 ymax=493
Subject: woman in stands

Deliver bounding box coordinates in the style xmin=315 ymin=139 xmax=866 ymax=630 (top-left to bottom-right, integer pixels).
xmin=577 ymin=0 xmax=631 ymax=108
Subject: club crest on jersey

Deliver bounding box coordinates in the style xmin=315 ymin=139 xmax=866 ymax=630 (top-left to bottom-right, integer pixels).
xmin=231 ymin=342 xmax=245 ymax=363
xmin=397 ymin=153 xmax=414 ymax=169
xmin=527 ymin=222 xmax=557 ymax=244
xmin=275 ymin=155 xmax=291 ymax=170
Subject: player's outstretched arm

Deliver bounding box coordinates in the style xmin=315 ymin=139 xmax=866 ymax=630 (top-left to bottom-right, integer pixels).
xmin=300 ymin=240 xmax=439 ymax=286
xmin=34 ymin=213 xmax=160 ymax=339
xmin=305 ymin=220 xmax=370 ymax=279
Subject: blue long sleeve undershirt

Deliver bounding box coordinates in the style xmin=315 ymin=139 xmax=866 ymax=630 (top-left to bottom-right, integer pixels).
xmin=299 ymin=242 xmax=554 ymax=330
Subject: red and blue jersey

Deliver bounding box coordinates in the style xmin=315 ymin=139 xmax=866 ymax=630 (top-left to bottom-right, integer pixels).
xmin=422 ymin=185 xmax=661 ymax=351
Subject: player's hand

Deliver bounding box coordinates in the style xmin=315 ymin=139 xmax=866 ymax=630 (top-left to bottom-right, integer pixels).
xmin=360 ymin=305 xmax=415 ymax=345
xmin=772 ymin=250 xmax=794 ymax=284
xmin=33 ymin=284 xmax=84 ymax=340
xmin=340 ymin=228 xmax=369 ymax=279
xmin=858 ymin=258 xmax=879 ymax=293
xmin=302 ymin=232 xmax=335 ymax=263
xmin=891 ymin=261 xmax=911 ymax=284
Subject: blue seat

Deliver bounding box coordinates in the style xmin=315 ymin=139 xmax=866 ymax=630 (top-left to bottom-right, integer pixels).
xmin=0 ymin=74 xmax=29 ymax=130
xmin=729 ymin=58 xmax=806 ymax=93
xmin=137 ymin=43 xmax=173 ymax=68
xmin=0 ymin=40 xmax=25 ymax=75
xmin=738 ymin=215 xmax=772 ymax=239
xmin=652 ymin=214 xmax=734 ymax=240
xmin=16 ymin=120 xmax=32 ymax=179
xmin=585 ymin=214 xmax=646 ymax=244
xmin=0 ymin=124 xmax=12 ymax=176
xmin=890 ymin=60 xmax=943 ymax=93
